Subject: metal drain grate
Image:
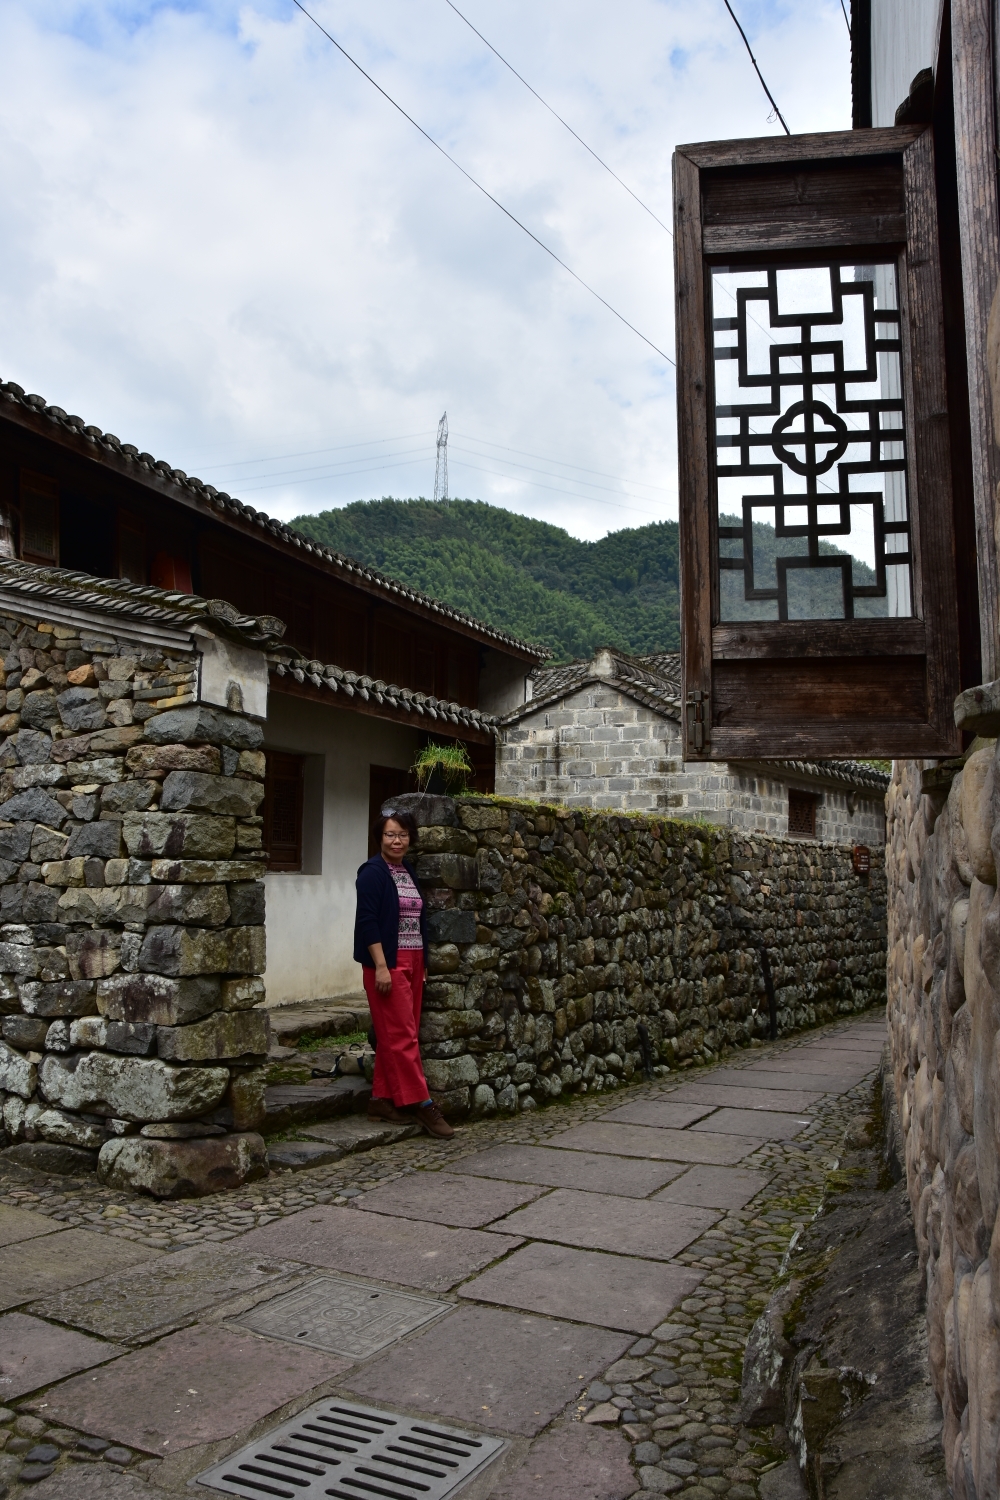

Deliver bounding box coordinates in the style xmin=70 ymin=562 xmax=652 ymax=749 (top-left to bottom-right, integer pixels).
xmin=233 ymin=1274 xmax=450 ymax=1359
xmin=193 ymin=1397 xmax=506 ymax=1500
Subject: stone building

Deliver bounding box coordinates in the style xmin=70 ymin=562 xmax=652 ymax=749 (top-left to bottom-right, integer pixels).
xmin=0 ymin=381 xmax=545 ymax=1002
xmin=497 ymin=648 xmax=888 ymax=847
xmin=0 ymin=559 xmax=276 ymax=1195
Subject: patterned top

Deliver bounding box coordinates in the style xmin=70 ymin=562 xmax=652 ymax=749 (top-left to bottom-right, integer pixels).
xmin=387 ymin=860 xmax=424 ymax=950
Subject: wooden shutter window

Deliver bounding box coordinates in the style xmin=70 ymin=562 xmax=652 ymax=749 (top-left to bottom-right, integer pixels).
xmin=264 ymin=752 xmax=305 ymax=872
xmin=19 ymin=470 xmax=59 ymax=564
xmin=788 ymin=788 xmax=818 ymax=838
xmin=674 ymin=127 xmax=962 ymax=761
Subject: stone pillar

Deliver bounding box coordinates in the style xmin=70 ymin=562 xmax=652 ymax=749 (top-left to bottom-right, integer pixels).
xmin=0 ymin=610 xmax=270 ymax=1197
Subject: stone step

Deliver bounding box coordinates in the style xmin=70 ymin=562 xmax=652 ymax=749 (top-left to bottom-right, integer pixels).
xmin=263 ymin=1075 xmax=371 ymax=1133
xmin=266 ymin=997 xmax=372 ymax=1048
xmin=266 ymin=1116 xmax=420 ymax=1172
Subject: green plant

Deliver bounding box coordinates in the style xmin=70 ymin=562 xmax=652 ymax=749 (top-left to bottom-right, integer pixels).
xmin=412 ymin=742 xmax=474 ymax=794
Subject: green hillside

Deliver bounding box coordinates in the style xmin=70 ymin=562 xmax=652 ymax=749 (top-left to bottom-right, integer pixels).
xmin=292 ymin=498 xmax=680 ymax=662
xmin=292 ymin=497 xmax=885 ymax=663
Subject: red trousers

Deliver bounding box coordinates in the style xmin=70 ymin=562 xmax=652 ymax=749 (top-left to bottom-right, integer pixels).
xmin=362 ymin=949 xmax=429 ymax=1107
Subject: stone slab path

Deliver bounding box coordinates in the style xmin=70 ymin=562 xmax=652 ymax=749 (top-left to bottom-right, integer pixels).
xmin=0 ymin=1013 xmax=887 ymax=1500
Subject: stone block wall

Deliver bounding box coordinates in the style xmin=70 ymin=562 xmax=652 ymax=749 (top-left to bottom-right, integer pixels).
xmin=0 ymin=608 xmax=270 ymax=1197
xmin=497 ymin=684 xmax=887 ymax=845
xmin=886 ymin=748 xmax=1000 ymax=1497
xmin=402 ymin=794 xmax=887 ymax=1117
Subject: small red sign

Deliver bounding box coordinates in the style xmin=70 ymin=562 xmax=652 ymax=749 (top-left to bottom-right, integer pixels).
xmin=852 ymin=844 xmax=871 ymax=875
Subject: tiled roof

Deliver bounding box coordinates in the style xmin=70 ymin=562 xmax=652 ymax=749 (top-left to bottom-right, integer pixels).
xmin=269 ymin=654 xmax=499 ymax=736
xmin=510 ymin=647 xmax=889 ymax=794
xmin=0 ymin=559 xmax=290 ymax=651
xmin=0 ymin=380 xmax=549 ymax=662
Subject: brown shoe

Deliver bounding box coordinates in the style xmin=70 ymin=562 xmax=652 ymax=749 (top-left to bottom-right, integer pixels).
xmin=368 ymin=1097 xmax=410 ymax=1124
xmin=413 ymin=1101 xmax=455 ymax=1139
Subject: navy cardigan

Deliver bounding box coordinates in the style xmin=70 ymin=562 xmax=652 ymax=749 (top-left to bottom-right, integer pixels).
xmin=354 ymin=854 xmax=429 ymax=968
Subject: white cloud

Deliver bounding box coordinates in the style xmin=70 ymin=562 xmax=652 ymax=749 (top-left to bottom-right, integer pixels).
xmin=0 ymin=0 xmax=851 ymax=541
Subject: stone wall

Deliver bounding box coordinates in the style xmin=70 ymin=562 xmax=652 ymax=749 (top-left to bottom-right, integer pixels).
xmin=497 ymin=682 xmax=887 ymax=844
xmin=0 ymin=607 xmax=270 ymax=1198
xmin=886 ymin=748 xmax=1000 ymax=1498
xmin=401 ymin=794 xmax=887 ymax=1116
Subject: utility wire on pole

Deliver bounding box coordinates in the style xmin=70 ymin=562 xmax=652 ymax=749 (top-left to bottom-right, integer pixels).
xmin=443 ymin=0 xmax=672 ymax=236
xmin=434 ymin=412 xmax=449 ymax=501
xmin=286 ymin=0 xmax=675 ymax=366
xmin=722 ymin=1 xmax=791 ymax=134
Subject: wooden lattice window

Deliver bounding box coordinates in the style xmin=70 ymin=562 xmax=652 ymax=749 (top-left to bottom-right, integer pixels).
xmin=263 ymin=752 xmax=305 ymax=871
xmin=788 ymin=788 xmax=818 ymax=838
xmin=19 ymin=470 xmax=59 ymax=564
xmin=674 ymin=127 xmax=962 ymax=760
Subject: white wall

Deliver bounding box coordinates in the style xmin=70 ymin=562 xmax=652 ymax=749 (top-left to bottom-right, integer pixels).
xmin=262 ymin=692 xmax=421 ymax=1006
xmin=870 ymin=0 xmax=941 ymax=125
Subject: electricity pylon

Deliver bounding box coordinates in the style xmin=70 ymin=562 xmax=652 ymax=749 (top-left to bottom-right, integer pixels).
xmin=434 ymin=412 xmax=449 ymax=501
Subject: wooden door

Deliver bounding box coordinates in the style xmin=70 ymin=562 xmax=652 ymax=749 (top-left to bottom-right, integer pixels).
xmin=674 ymin=126 xmax=962 ymax=760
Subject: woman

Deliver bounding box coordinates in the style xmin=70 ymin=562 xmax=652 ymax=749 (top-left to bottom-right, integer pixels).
xmin=354 ymin=810 xmax=455 ymax=1139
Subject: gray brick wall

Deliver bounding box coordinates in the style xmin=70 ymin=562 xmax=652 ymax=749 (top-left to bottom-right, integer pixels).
xmin=497 ymin=684 xmax=886 ymax=847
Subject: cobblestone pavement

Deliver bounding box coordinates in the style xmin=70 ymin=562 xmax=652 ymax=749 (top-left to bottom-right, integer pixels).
xmin=0 ymin=1012 xmax=886 ymax=1499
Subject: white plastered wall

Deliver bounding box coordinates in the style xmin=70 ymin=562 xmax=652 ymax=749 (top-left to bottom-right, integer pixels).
xmin=870 ymin=0 xmax=941 ymax=125
xmin=262 ymin=692 xmax=421 ymax=1006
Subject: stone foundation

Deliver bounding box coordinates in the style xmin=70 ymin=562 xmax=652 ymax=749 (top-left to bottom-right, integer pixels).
xmin=401 ymin=794 xmax=887 ymax=1118
xmin=887 ymin=748 xmax=1000 ymax=1497
xmin=0 ymin=604 xmax=269 ymax=1197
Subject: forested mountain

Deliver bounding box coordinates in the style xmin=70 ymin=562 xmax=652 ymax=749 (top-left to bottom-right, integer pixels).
xmin=293 ymin=498 xmax=680 ymax=662
xmin=292 ymin=497 xmax=882 ymax=662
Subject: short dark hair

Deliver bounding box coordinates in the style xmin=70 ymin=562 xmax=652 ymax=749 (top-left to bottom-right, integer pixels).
xmin=372 ymin=809 xmax=419 ymax=847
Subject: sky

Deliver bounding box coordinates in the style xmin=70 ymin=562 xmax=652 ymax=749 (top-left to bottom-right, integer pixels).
xmin=0 ymin=0 xmax=852 ymax=543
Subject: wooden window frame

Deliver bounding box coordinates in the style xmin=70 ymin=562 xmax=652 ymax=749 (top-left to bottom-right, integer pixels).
xmin=674 ymin=126 xmax=962 ymax=761
xmin=19 ymin=469 xmax=59 ymax=565
xmin=787 ymin=787 xmax=819 ymax=839
xmin=263 ymin=752 xmax=305 ymax=872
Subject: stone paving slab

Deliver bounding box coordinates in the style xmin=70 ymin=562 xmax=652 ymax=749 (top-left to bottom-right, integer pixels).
xmin=447 ymin=1142 xmax=688 ymax=1196
xmin=460 ymin=1239 xmax=704 ymax=1333
xmin=298 ymin=1117 xmax=421 ymax=1150
xmin=354 ymin=1169 xmax=549 ymax=1227
xmin=689 ymin=1107 xmax=813 ymax=1140
xmin=745 ymin=1053 xmax=873 ymax=1078
xmin=33 ymin=1323 xmax=350 ymax=1453
xmin=344 ymin=1303 xmax=630 ymax=1437
xmin=667 ymin=1081 xmax=826 ymax=1113
xmin=489 ymin=1418 xmax=636 ymax=1500
xmin=0 ymin=1229 xmax=160 ymax=1312
xmin=652 ymin=1163 xmax=772 ymax=1210
xmin=0 ymin=1311 xmax=123 ymax=1398
xmin=549 ymin=1120 xmax=757 ymax=1164
xmin=707 ymin=1067 xmax=865 ymax=1093
xmin=28 ymin=1469 xmax=174 ymax=1500
xmin=490 ymin=1186 xmax=718 ymax=1259
xmin=239 ymin=1204 xmax=523 ymax=1292
xmin=27 ymin=1244 xmax=306 ymax=1342
xmin=602 ymin=1099 xmax=716 ymax=1130
xmin=0 ymin=1203 xmax=65 ymax=1249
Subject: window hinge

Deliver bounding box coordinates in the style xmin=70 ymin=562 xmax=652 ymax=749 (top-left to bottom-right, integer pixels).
xmin=687 ymin=689 xmax=709 ymax=751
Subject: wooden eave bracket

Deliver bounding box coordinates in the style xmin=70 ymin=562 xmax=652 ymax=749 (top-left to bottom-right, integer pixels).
xmin=954 ymin=680 xmax=1000 ymax=737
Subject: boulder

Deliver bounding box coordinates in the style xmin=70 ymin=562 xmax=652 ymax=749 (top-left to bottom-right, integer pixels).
xmin=20 ymin=690 xmax=59 ymax=730
xmin=0 ymin=1039 xmax=37 ymax=1099
xmin=97 ymin=972 xmax=222 ymax=1026
xmin=415 ymin=853 xmax=479 ymax=889
xmin=160 ymin=770 xmax=264 ymax=818
xmin=4 ymin=1141 xmax=97 ymax=1175
xmin=423 ymin=1053 xmax=479 ymax=1091
xmin=741 ymin=1281 xmax=797 ymax=1426
xmin=19 ymin=979 xmax=95 ymax=1017
xmin=384 ymin=792 xmax=457 ymax=826
xmin=220 ymin=975 xmax=266 ymax=1011
xmin=121 ymin=811 xmax=236 ymax=860
xmin=39 ymin=1051 xmax=229 ymax=1121
xmin=96 ymin=1131 xmax=268 ymax=1198
xmin=137 ymin=924 xmax=265 ymax=976
xmin=64 ymin=820 xmax=124 ymax=859
xmin=962 ymin=748 xmax=997 ymax=885
xmin=0 ymin=787 xmax=68 ymax=825
xmin=56 ymin=686 xmax=107 ymax=732
xmin=427 ymin=909 xmax=477 ymax=944
xmin=144 ymin=883 xmax=231 ymax=927
xmin=126 ymin=742 xmax=222 ymax=774
xmin=156 ymin=1009 xmax=269 ymax=1062
xmin=35 ymin=1108 xmax=109 ymax=1150
xmin=149 ymin=857 xmax=265 ymax=883
xmin=143 ymin=706 xmax=264 ymax=750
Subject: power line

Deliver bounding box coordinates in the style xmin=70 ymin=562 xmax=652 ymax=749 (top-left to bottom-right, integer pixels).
xmin=287 ymin=0 xmax=674 ymax=365
xmin=191 ymin=431 xmax=432 ymax=472
xmin=454 ymin=430 xmax=670 ymax=491
xmin=449 ymin=456 xmax=666 ymax=517
xmin=443 ymin=0 xmax=672 ymax=236
xmin=722 ymin=1 xmax=790 ymax=134
xmin=839 ymin=0 xmax=851 ymax=37
xmin=450 ymin=440 xmax=668 ymax=500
